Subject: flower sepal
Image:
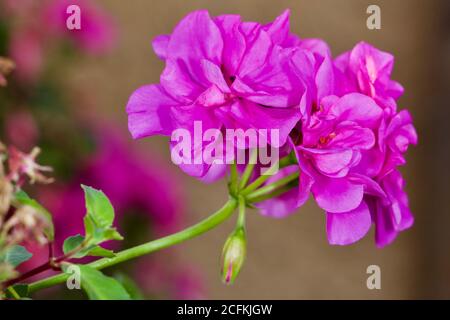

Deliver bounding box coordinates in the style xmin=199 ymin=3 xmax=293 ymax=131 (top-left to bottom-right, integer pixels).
xmin=220 ymin=226 xmax=246 ymax=285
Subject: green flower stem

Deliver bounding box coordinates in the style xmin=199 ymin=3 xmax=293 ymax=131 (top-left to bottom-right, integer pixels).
xmin=238 ymin=148 xmax=258 ymax=190
xmin=245 ymin=184 xmax=294 ymax=203
xmin=246 ymin=172 xmax=299 ymax=202
xmin=237 ymin=196 xmax=246 ymax=229
xmin=229 ymin=162 xmax=239 ymax=195
xmin=241 ymin=169 xmax=275 ymax=196
xmin=241 ymin=152 xmax=297 ymax=196
xmin=27 ymin=198 xmax=238 ymax=294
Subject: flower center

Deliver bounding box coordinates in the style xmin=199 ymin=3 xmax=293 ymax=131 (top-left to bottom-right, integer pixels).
xmin=318 ymin=132 xmax=336 ymax=147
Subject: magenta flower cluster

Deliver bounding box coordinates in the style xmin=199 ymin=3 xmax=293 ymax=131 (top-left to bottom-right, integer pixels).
xmin=126 ymin=10 xmax=417 ymax=247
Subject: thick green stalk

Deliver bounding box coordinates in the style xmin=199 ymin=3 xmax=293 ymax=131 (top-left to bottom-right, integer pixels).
xmin=27 ymin=198 xmax=238 ymax=294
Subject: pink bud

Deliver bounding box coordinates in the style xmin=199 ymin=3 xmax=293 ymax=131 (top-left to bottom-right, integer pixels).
xmin=220 ymin=227 xmax=246 ymax=285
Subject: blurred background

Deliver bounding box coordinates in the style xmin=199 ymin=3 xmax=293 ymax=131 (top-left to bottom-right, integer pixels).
xmin=0 ymin=0 xmax=449 ymax=299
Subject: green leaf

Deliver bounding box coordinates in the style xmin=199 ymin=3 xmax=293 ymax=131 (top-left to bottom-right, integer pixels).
xmin=101 ymin=228 xmax=124 ymax=241
xmin=0 ymin=245 xmax=33 ymax=267
xmin=82 ymin=185 xmax=114 ymax=229
xmin=81 ymin=185 xmax=122 ymax=245
xmin=14 ymin=190 xmax=54 ymax=241
xmin=114 ymin=273 xmax=144 ymax=300
xmin=77 ymin=265 xmax=131 ymax=300
xmin=87 ymin=247 xmax=116 ymax=258
xmin=63 ymin=234 xmax=116 ymax=259
xmin=63 ymin=234 xmax=85 ymax=255
xmin=83 ymin=215 xmax=95 ymax=238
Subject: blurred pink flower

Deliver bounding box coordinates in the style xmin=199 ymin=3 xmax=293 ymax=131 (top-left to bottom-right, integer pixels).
xmin=2 ymin=0 xmax=37 ymax=14
xmin=6 ymin=0 xmax=116 ymax=82
xmin=4 ymin=110 xmax=39 ymax=151
xmin=42 ymin=0 xmax=117 ymax=54
xmin=9 ymin=29 xmax=44 ymax=83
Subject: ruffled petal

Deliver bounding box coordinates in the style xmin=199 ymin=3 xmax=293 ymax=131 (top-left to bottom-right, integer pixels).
xmin=164 ymin=10 xmax=223 ymax=90
xmin=326 ymin=201 xmax=372 ymax=245
xmin=126 ymin=84 xmax=179 ymax=138
xmin=311 ymin=149 xmax=354 ymax=177
xmin=234 ymin=29 xmax=303 ymax=107
xmin=166 ymin=10 xmax=223 ymax=66
xmin=263 ymin=9 xmax=290 ymax=45
xmin=199 ymin=59 xmax=230 ymax=93
xmin=214 ymin=14 xmax=246 ymax=76
xmin=373 ymin=170 xmax=414 ymax=247
xmin=152 ymin=35 xmax=170 ymax=60
xmin=160 ymin=59 xmax=204 ymax=103
xmin=330 ymin=93 xmax=383 ymax=128
xmin=328 ymin=122 xmax=376 ymax=150
xmin=312 ymin=176 xmax=364 ymax=213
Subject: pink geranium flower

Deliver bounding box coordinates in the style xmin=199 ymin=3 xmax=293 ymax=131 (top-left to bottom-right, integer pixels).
xmin=127 ymin=9 xmax=418 ymax=247
xmin=127 ymin=10 xmax=315 ymax=180
xmin=334 ymin=41 xmax=404 ymax=112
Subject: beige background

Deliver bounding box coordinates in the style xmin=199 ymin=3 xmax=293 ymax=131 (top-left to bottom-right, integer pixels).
xmin=67 ymin=0 xmax=447 ymax=299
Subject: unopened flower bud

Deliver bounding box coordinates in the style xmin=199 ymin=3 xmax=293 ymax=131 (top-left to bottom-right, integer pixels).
xmin=221 ymin=227 xmax=246 ymax=285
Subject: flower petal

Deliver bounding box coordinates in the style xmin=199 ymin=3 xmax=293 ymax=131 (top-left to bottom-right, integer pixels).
xmin=326 ymin=201 xmax=372 ymax=245
xmin=163 ymin=10 xmax=223 ymax=90
xmin=152 ymin=35 xmax=170 ymax=60
xmin=312 ymin=176 xmax=364 ymax=213
xmin=330 ymin=93 xmax=383 ymax=128
xmin=126 ymin=84 xmax=179 ymax=138
xmin=263 ymin=9 xmax=290 ymax=45
xmin=312 ymin=149 xmax=354 ymax=177
xmin=214 ymin=14 xmax=246 ymax=76
xmin=166 ymin=10 xmax=223 ymax=66
xmin=160 ymin=59 xmax=204 ymax=103
xmin=234 ymin=46 xmax=303 ymax=108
